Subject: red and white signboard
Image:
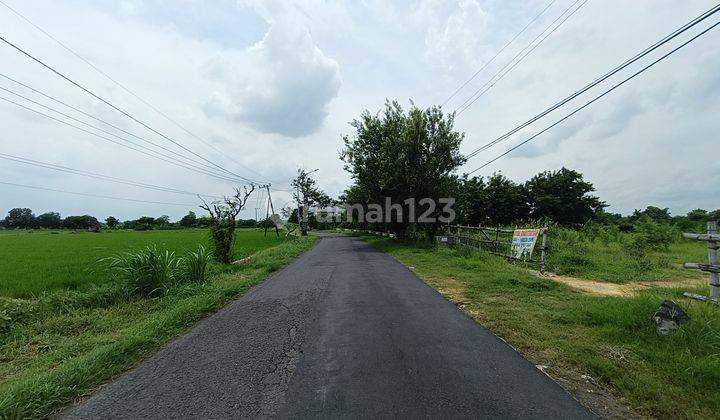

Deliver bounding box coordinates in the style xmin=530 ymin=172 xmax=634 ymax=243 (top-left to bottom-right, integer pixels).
xmin=511 ymin=229 xmax=541 ymax=260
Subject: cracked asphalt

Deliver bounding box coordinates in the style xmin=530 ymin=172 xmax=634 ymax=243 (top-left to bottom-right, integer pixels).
xmin=64 ymin=234 xmax=594 ymax=419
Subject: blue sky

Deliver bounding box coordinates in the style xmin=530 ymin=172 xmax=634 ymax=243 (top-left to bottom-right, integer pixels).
xmin=0 ymin=0 xmax=718 ymax=221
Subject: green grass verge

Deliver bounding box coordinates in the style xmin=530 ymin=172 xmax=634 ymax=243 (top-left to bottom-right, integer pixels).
xmin=546 ymin=228 xmax=707 ymax=283
xmin=0 ymin=229 xmax=286 ymax=297
xmin=0 ymin=235 xmax=317 ymax=418
xmin=361 ymin=236 xmax=720 ymax=419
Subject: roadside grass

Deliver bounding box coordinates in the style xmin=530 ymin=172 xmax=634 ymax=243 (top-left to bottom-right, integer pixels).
xmin=0 ymin=229 xmax=285 ymax=297
xmin=546 ymin=227 xmax=707 ymax=283
xmin=0 ymin=235 xmax=317 ymax=418
xmin=361 ymin=236 xmax=720 ymax=419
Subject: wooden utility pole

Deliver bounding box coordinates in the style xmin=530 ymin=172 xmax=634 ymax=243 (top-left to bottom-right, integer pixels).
xmin=682 ymin=218 xmax=719 ymax=304
xmin=263 ymin=184 xmax=280 ymax=238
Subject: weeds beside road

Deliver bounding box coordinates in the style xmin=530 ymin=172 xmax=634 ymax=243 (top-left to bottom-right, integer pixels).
xmin=361 ymin=235 xmax=719 ymax=419
xmin=0 ymin=235 xmax=317 ymax=418
xmin=547 ymin=224 xmax=707 ymax=283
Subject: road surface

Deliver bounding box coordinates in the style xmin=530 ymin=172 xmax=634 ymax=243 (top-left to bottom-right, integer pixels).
xmin=65 ymin=234 xmax=593 ymax=419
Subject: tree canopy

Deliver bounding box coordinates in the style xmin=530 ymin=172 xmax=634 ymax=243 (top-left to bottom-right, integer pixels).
xmin=455 ymin=169 xmax=606 ymax=227
xmin=341 ymin=100 xmax=465 ymax=235
xmin=525 ymin=168 xmax=606 ymax=226
xmin=4 ymin=208 xmax=36 ymax=229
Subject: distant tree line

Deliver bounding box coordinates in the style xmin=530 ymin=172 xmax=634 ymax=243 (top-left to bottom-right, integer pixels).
xmin=455 ymin=169 xmax=718 ymax=231
xmin=0 ymin=208 xmax=258 ymax=231
xmin=456 ymin=168 xmax=606 ymax=227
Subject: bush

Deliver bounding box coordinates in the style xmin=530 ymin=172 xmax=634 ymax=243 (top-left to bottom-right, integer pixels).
xmin=100 ymin=245 xmax=213 ymax=295
xmin=580 ymin=222 xmax=624 ymax=245
xmin=101 ymin=246 xmax=179 ymax=296
xmin=631 ymin=217 xmax=677 ymax=251
xmin=182 ymin=245 xmax=211 ymax=283
xmin=208 ymin=222 xmax=235 ymax=263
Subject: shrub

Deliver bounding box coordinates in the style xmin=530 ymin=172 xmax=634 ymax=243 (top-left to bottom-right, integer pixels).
xmin=101 ymin=246 xmax=179 ymax=296
xmin=631 ymin=217 xmax=677 ymax=251
xmin=208 ymin=221 xmax=235 ymax=264
xmin=580 ymin=222 xmax=624 ymax=246
xmin=182 ymin=245 xmax=211 ymax=283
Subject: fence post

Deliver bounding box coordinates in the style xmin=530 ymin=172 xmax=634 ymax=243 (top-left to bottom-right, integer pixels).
xmin=708 ymin=219 xmax=719 ymax=300
xmin=540 ymin=228 xmax=548 ymax=273
xmin=681 ymin=217 xmax=720 ymax=304
xmin=494 ymin=227 xmax=500 ymax=254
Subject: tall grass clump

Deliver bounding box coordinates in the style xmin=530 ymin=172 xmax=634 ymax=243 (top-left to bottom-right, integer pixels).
xmin=182 ymin=245 xmax=211 ymax=283
xmin=101 ymin=246 xmax=179 ymax=296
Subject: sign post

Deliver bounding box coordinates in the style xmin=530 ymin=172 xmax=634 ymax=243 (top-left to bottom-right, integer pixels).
xmin=539 ymin=228 xmax=548 ymax=273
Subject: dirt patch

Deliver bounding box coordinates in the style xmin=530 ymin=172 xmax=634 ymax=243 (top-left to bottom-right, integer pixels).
xmin=534 ymin=272 xmax=705 ymax=297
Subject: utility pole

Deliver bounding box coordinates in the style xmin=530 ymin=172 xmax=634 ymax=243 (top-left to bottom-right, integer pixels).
xmin=296 ymin=184 xmax=303 ymax=235
xmin=267 ymin=184 xmax=280 ymax=238
xmin=263 ymin=184 xmax=280 ymax=238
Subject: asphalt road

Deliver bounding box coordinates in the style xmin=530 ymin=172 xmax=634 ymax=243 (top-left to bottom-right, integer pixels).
xmin=65 ymin=234 xmax=594 ymax=419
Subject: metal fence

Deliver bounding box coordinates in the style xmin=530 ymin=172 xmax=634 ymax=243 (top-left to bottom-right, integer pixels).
xmin=439 ymin=225 xmax=548 ymax=272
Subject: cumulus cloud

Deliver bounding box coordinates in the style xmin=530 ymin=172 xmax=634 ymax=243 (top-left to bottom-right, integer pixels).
xmin=203 ymin=15 xmax=341 ymax=138
xmin=418 ymin=0 xmax=491 ymax=73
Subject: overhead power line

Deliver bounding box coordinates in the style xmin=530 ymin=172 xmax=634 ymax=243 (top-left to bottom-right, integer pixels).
xmin=0 ymin=82 xmax=250 ymax=181
xmin=441 ymin=0 xmax=557 ymax=108
xmin=455 ymin=0 xmax=588 ymax=116
xmin=0 ymin=35 xmax=263 ymax=185
xmin=467 ymin=17 xmax=720 ymax=175
xmin=0 ymin=0 xmax=270 ymax=184
xmin=463 ymin=2 xmax=720 ymax=160
xmin=0 ymin=180 xmax=196 ymax=207
xmin=0 ymin=152 xmax=223 ymax=199
xmin=0 ymin=94 xmax=247 ymax=184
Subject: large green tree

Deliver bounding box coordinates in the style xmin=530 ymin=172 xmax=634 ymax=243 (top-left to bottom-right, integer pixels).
xmin=524 ymin=167 xmax=605 ymax=226
xmin=341 ymin=101 xmax=465 ymax=236
xmin=483 ymin=174 xmax=530 ymax=225
xmin=4 ymin=208 xmax=36 ymax=229
xmin=631 ymin=206 xmax=672 ymax=222
xmin=458 ymin=174 xmax=529 ymax=226
xmin=105 ymin=216 xmax=120 ymax=229
xmin=179 ymin=211 xmax=198 ymax=228
xmin=291 ymin=168 xmax=332 ymax=235
xmin=457 ymin=176 xmax=486 ymax=226
xmin=37 ymin=212 xmax=62 ymax=229
xmin=63 ymin=215 xmax=100 ymax=230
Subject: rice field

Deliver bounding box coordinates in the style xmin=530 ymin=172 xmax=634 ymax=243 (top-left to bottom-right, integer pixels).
xmin=0 ymin=229 xmax=286 ymax=297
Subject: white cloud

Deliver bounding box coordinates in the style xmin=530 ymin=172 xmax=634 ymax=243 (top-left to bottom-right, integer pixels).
xmin=418 ymin=0 xmax=491 ymax=74
xmin=203 ymin=22 xmax=341 ymax=137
